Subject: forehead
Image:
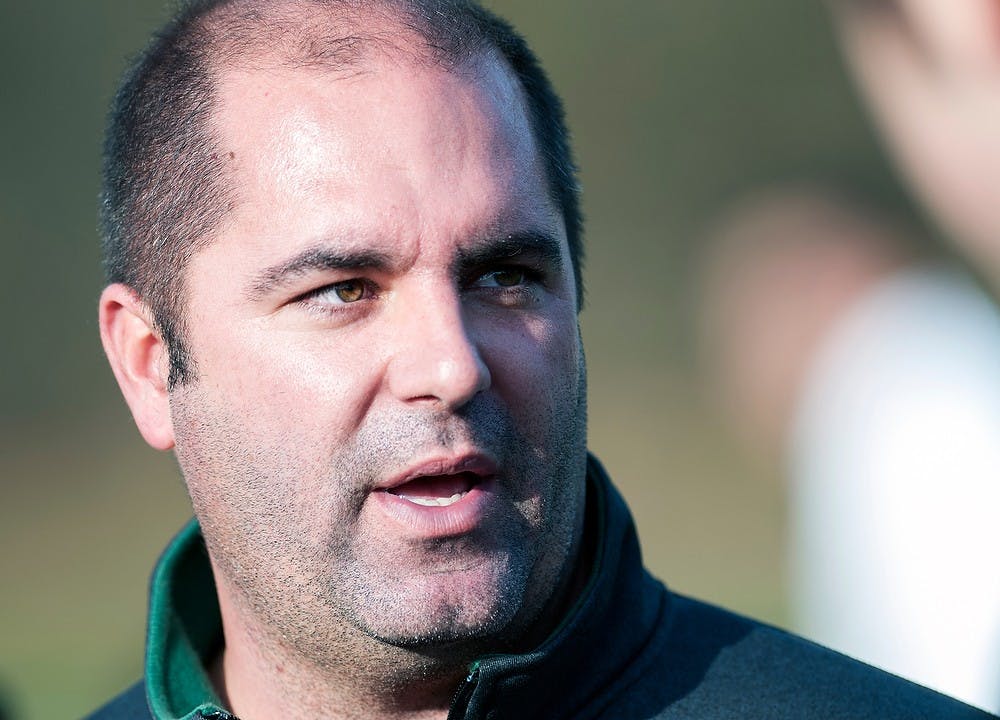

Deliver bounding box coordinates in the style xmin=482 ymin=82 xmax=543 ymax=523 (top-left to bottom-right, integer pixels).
xmin=208 ymin=44 xmax=557 ymax=262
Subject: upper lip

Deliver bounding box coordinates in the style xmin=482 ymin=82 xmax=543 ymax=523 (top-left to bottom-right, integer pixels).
xmin=375 ymin=451 xmax=499 ymax=491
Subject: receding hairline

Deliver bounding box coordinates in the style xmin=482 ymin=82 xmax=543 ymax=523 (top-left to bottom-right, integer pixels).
xmin=194 ymin=0 xmax=496 ymax=80
xmin=185 ymin=0 xmax=551 ymax=254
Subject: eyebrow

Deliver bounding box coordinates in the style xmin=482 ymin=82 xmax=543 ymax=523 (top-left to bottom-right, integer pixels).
xmin=455 ymin=231 xmax=565 ymax=275
xmin=246 ymin=246 xmax=393 ymax=300
xmin=245 ymin=230 xmax=565 ymax=299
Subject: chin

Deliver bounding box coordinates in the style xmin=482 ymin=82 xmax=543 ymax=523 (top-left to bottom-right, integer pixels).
xmin=351 ymin=561 xmax=528 ymax=651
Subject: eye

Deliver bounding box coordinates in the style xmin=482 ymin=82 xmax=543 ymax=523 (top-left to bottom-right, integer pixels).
xmin=306 ymin=278 xmax=374 ymax=306
xmin=330 ymin=279 xmax=365 ymax=302
xmin=475 ymin=267 xmax=529 ymax=288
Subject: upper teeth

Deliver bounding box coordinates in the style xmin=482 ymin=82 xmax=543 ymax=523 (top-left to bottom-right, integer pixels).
xmin=398 ymin=491 xmax=467 ymax=507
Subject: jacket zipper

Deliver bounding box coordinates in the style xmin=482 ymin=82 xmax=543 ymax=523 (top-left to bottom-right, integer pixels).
xmin=199 ymin=709 xmax=239 ymax=720
xmin=446 ymin=663 xmax=481 ymax=720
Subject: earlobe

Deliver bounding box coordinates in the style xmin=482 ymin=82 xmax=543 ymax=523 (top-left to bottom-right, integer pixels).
xmin=98 ymin=283 xmax=176 ymax=451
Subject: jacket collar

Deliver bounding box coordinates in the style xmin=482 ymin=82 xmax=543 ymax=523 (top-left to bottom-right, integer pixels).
xmin=144 ymin=453 xmax=670 ymax=720
xmin=450 ymin=454 xmax=671 ymax=719
xmin=145 ymin=519 xmax=226 ymax=720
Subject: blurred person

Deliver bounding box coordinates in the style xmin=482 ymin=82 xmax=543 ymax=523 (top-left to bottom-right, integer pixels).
xmin=87 ymin=1 xmax=993 ymax=718
xmin=698 ymin=186 xmax=913 ymax=463
xmin=833 ymin=0 xmax=1000 ymax=286
xmin=789 ymin=225 xmax=1000 ymax=714
xmin=700 ymin=184 xmax=1000 ymax=713
xmin=793 ymin=0 xmax=1000 ymax=711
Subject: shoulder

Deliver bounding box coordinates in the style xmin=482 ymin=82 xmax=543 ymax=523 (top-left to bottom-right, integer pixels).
xmin=82 ymin=681 xmax=151 ymax=720
xmin=601 ymin=593 xmax=996 ymax=719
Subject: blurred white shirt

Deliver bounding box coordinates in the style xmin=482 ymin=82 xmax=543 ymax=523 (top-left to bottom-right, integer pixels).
xmin=789 ymin=265 xmax=1000 ymax=714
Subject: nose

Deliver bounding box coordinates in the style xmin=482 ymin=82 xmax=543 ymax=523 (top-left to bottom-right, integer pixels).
xmin=386 ymin=289 xmax=491 ymax=410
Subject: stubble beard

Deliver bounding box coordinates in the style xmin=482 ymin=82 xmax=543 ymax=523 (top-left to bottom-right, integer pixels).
xmin=170 ymin=360 xmax=588 ymax=680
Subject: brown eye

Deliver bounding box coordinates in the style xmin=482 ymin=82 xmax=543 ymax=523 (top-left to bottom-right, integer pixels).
xmin=491 ymin=268 xmax=525 ymax=287
xmin=333 ymin=280 xmax=365 ymax=302
xmin=299 ymin=278 xmax=376 ymax=312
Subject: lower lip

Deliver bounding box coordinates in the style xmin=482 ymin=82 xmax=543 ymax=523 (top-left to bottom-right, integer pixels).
xmin=370 ymin=478 xmax=495 ymax=538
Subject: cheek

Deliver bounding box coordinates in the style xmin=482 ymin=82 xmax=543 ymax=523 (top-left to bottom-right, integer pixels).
xmin=194 ymin=322 xmax=384 ymax=440
xmin=170 ymin=371 xmax=355 ymax=557
xmin=477 ymin=303 xmax=582 ymax=406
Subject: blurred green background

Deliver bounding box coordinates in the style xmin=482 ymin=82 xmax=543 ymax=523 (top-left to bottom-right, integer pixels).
xmin=0 ymin=1 xmax=925 ymax=717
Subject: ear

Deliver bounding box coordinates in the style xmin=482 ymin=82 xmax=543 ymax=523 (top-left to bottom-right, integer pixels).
xmin=99 ymin=283 xmax=176 ymax=450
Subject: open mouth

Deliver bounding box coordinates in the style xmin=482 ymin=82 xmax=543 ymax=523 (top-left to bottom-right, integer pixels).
xmin=385 ymin=471 xmax=481 ymax=507
xmin=373 ymin=457 xmax=496 ymax=537
xmin=373 ymin=453 xmax=498 ymax=535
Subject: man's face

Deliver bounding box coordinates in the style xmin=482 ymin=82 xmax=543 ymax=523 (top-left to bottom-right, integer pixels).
xmin=168 ymin=47 xmax=587 ymax=661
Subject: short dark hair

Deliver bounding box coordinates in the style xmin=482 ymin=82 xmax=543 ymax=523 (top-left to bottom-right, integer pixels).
xmin=100 ymin=0 xmax=583 ymax=387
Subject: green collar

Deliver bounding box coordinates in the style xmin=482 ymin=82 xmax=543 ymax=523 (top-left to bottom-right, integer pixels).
xmin=146 ymin=519 xmax=228 ymax=720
